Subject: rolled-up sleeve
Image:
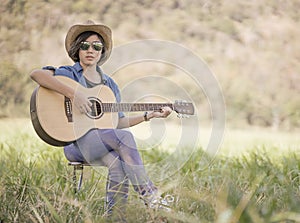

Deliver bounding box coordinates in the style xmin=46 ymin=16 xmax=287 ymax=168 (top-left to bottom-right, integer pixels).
xmin=42 ymin=65 xmax=73 ymax=78
xmin=43 ymin=65 xmax=86 ymax=87
xmin=42 ymin=66 xmax=56 ymax=72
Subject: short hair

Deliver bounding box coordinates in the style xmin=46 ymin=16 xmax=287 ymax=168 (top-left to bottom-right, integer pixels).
xmin=68 ymin=31 xmax=105 ymax=63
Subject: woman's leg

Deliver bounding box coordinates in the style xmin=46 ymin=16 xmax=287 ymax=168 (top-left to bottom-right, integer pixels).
xmin=64 ymin=137 xmax=129 ymax=216
xmin=100 ymin=151 xmax=129 ymax=217
xmin=64 ymin=129 xmax=159 ymax=206
xmin=68 ymin=128 xmax=157 ymax=193
xmin=95 ymin=129 xmax=157 ymax=194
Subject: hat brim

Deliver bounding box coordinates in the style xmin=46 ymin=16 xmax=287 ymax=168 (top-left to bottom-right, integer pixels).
xmin=65 ymin=23 xmax=112 ymax=65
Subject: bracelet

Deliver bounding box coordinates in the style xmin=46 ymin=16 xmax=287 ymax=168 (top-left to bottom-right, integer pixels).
xmin=144 ymin=111 xmax=149 ymax=121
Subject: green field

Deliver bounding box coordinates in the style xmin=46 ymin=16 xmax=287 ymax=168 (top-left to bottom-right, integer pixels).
xmin=0 ymin=118 xmax=300 ymax=222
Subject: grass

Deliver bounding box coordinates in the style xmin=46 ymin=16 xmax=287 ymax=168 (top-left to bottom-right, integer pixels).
xmin=0 ymin=118 xmax=300 ymax=222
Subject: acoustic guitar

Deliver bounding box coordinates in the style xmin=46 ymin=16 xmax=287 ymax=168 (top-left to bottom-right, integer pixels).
xmin=30 ymin=76 xmax=194 ymax=146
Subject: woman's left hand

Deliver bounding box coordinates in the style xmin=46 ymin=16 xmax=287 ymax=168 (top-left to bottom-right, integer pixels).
xmin=149 ymin=106 xmax=172 ymax=119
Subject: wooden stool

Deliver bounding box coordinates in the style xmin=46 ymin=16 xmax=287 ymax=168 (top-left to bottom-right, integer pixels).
xmin=68 ymin=161 xmax=91 ymax=193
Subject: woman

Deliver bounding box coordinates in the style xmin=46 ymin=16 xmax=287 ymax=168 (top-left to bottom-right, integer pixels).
xmin=30 ymin=20 xmax=172 ymax=219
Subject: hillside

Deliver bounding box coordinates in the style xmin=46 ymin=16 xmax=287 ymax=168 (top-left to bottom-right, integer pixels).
xmin=0 ymin=0 xmax=299 ymax=129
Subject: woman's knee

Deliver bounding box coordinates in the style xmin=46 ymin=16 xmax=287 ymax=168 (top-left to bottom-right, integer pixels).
xmin=114 ymin=130 xmax=137 ymax=149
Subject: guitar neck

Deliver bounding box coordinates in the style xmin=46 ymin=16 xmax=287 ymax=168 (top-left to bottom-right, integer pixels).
xmin=102 ymin=103 xmax=174 ymax=113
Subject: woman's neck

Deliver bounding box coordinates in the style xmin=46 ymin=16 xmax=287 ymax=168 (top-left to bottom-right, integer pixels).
xmin=81 ymin=63 xmax=101 ymax=83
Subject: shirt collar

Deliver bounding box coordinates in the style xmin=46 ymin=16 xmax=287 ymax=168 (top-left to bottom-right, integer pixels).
xmin=74 ymin=62 xmax=108 ymax=83
xmin=73 ymin=62 xmax=83 ymax=73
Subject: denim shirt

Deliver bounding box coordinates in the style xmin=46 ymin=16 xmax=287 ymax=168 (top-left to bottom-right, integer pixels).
xmin=43 ymin=62 xmax=125 ymax=118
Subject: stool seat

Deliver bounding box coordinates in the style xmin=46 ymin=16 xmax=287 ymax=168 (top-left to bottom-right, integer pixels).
xmin=68 ymin=161 xmax=86 ymax=165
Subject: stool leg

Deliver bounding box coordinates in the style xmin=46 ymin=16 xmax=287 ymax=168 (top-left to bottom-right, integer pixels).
xmin=72 ymin=164 xmax=84 ymax=193
xmin=72 ymin=166 xmax=77 ymax=194
xmin=77 ymin=165 xmax=84 ymax=192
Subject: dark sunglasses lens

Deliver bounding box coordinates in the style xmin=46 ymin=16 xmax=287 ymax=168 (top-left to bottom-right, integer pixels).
xmin=92 ymin=42 xmax=103 ymax=51
xmin=80 ymin=42 xmax=90 ymax=50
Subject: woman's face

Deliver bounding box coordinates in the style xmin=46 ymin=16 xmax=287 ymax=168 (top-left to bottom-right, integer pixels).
xmin=79 ymin=34 xmax=103 ymax=67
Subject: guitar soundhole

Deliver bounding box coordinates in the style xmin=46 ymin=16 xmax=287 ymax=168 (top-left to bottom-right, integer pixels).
xmin=86 ymin=97 xmax=103 ymax=119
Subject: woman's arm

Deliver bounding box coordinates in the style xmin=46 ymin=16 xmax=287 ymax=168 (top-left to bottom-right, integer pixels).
xmin=30 ymin=69 xmax=92 ymax=113
xmin=117 ymin=107 xmax=172 ymax=129
xmin=30 ymin=69 xmax=75 ymax=99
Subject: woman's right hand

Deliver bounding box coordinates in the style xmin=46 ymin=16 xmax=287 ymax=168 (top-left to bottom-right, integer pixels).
xmin=73 ymin=90 xmax=92 ymax=114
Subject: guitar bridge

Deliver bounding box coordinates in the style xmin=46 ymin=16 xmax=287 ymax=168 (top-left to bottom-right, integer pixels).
xmin=64 ymin=96 xmax=73 ymax=122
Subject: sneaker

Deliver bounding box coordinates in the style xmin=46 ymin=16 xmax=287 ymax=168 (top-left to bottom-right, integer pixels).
xmin=141 ymin=192 xmax=174 ymax=212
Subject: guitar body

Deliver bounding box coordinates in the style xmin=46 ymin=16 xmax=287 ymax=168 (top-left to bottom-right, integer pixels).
xmin=30 ymin=76 xmax=118 ymax=146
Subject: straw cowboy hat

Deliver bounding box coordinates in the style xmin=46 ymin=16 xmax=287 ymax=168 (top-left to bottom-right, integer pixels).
xmin=65 ymin=20 xmax=112 ymax=65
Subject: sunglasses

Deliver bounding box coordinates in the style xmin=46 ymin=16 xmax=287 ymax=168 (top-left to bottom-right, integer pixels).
xmin=80 ymin=41 xmax=103 ymax=51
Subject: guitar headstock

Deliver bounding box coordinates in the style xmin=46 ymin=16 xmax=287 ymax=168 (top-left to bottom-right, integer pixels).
xmin=173 ymin=100 xmax=195 ymax=116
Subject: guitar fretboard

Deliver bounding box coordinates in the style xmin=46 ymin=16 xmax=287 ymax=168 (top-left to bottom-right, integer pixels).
xmin=102 ymin=103 xmax=174 ymax=112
